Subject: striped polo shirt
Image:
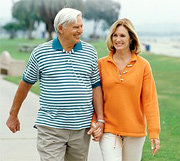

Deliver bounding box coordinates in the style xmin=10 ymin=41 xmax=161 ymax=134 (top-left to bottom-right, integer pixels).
xmin=23 ymin=37 xmax=101 ymax=130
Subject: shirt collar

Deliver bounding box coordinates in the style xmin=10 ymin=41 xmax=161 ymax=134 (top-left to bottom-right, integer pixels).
xmin=52 ymin=37 xmax=82 ymax=53
xmin=107 ymin=51 xmax=114 ymax=62
xmin=107 ymin=51 xmax=137 ymax=62
xmin=131 ymin=52 xmax=137 ymax=62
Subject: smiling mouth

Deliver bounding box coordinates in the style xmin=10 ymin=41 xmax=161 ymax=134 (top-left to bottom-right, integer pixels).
xmin=115 ymin=43 xmax=123 ymax=46
xmin=74 ymin=35 xmax=81 ymax=39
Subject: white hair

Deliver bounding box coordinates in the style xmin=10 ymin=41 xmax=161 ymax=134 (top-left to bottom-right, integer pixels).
xmin=54 ymin=8 xmax=82 ymax=33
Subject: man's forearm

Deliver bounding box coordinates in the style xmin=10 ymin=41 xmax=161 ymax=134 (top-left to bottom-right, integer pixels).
xmin=9 ymin=80 xmax=32 ymax=117
xmin=92 ymin=86 xmax=104 ymax=119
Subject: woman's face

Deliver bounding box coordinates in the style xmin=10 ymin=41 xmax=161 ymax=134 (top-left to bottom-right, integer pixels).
xmin=112 ymin=25 xmax=131 ymax=51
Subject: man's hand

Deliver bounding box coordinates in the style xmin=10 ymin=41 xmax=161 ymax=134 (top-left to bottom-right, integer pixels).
xmin=6 ymin=80 xmax=32 ymax=133
xmin=150 ymin=138 xmax=160 ymax=155
xmin=87 ymin=122 xmax=104 ymax=141
xmin=6 ymin=115 xmax=20 ymax=133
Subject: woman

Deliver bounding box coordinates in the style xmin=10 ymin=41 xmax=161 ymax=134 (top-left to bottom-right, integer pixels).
xmin=95 ymin=18 xmax=161 ymax=161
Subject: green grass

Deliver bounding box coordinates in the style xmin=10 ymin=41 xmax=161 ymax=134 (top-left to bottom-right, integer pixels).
xmin=90 ymin=39 xmax=109 ymax=58
xmin=140 ymin=54 xmax=180 ymax=160
xmin=0 ymin=38 xmax=45 ymax=62
xmin=1 ymin=38 xmax=180 ymax=160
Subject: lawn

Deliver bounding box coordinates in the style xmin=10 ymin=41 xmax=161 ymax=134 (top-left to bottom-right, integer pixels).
xmin=1 ymin=38 xmax=180 ymax=160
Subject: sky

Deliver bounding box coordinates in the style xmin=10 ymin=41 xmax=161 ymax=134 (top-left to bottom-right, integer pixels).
xmin=118 ymin=0 xmax=180 ymax=24
xmin=0 ymin=0 xmax=180 ymax=32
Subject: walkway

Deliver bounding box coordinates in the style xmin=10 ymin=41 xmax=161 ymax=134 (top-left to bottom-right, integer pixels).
xmin=0 ymin=75 xmax=103 ymax=161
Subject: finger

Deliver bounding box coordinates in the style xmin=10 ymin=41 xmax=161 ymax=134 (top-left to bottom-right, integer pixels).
xmin=150 ymin=139 xmax=154 ymax=150
xmin=93 ymin=127 xmax=101 ymax=134
xmin=11 ymin=124 xmax=19 ymax=133
xmin=16 ymin=124 xmax=20 ymax=131
xmin=155 ymin=139 xmax=160 ymax=146
xmin=9 ymin=127 xmax=14 ymax=133
xmin=87 ymin=127 xmax=96 ymax=135
xmin=153 ymin=141 xmax=160 ymax=155
xmin=94 ymin=132 xmax=103 ymax=140
xmin=94 ymin=127 xmax=101 ymax=131
xmin=93 ymin=129 xmax=101 ymax=137
xmin=92 ymin=123 xmax=97 ymax=129
xmin=94 ymin=132 xmax=101 ymax=138
xmin=12 ymin=126 xmax=17 ymax=133
xmin=153 ymin=147 xmax=159 ymax=155
xmin=93 ymin=138 xmax=100 ymax=142
xmin=15 ymin=126 xmax=19 ymax=132
xmin=15 ymin=124 xmax=20 ymax=133
xmin=88 ymin=122 xmax=98 ymax=135
xmin=93 ymin=136 xmax=100 ymax=142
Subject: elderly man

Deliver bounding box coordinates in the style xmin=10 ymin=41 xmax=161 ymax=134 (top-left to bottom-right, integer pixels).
xmin=6 ymin=8 xmax=104 ymax=161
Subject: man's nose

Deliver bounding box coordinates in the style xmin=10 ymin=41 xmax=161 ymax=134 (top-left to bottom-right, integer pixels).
xmin=78 ymin=27 xmax=83 ymax=34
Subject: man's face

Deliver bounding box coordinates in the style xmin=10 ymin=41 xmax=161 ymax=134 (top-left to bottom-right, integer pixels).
xmin=60 ymin=15 xmax=83 ymax=45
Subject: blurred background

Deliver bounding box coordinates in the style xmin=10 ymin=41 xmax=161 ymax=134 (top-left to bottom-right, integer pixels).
xmin=0 ymin=0 xmax=180 ymax=57
xmin=0 ymin=0 xmax=180 ymax=161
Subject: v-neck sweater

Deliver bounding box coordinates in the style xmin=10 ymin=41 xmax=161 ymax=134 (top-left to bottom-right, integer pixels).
xmin=98 ymin=52 xmax=160 ymax=139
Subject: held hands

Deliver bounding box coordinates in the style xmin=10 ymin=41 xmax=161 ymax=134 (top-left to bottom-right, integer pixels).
xmin=6 ymin=115 xmax=20 ymax=133
xmin=150 ymin=138 xmax=160 ymax=155
xmin=87 ymin=122 xmax=104 ymax=142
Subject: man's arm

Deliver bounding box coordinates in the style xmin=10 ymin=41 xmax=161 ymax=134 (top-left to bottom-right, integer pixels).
xmin=6 ymin=80 xmax=32 ymax=133
xmin=88 ymin=86 xmax=104 ymax=141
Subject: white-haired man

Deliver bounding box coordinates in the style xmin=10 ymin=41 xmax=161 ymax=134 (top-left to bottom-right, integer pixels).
xmin=6 ymin=8 xmax=104 ymax=161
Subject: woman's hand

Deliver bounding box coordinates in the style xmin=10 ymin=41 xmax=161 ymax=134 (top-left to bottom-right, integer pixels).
xmin=150 ymin=138 xmax=160 ymax=155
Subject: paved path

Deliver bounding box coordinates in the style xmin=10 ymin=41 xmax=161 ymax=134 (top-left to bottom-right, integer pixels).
xmin=0 ymin=75 xmax=103 ymax=161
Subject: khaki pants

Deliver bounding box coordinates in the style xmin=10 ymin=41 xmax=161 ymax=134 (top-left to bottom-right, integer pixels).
xmin=36 ymin=125 xmax=90 ymax=161
xmin=100 ymin=133 xmax=146 ymax=161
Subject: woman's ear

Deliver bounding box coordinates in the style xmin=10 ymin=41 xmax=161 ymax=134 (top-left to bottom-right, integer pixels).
xmin=129 ymin=39 xmax=132 ymax=44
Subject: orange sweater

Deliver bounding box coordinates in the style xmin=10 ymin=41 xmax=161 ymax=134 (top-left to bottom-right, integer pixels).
xmin=98 ymin=52 xmax=160 ymax=139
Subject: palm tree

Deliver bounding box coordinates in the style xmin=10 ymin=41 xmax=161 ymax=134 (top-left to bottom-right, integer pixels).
xmin=34 ymin=0 xmax=84 ymax=40
xmin=12 ymin=0 xmax=40 ymax=39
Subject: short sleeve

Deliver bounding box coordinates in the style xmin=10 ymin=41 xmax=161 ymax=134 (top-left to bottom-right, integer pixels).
xmin=22 ymin=51 xmax=39 ymax=84
xmin=90 ymin=51 xmax=101 ymax=88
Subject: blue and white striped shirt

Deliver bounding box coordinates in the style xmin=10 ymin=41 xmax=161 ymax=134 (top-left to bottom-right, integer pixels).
xmin=23 ymin=37 xmax=101 ymax=130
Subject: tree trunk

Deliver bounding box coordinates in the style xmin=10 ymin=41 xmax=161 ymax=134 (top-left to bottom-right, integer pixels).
xmin=27 ymin=21 xmax=34 ymax=40
xmin=46 ymin=21 xmax=54 ymax=41
xmin=47 ymin=31 xmax=53 ymax=41
xmin=92 ymin=19 xmax=99 ymax=39
xmin=28 ymin=30 xmax=33 ymax=40
xmin=10 ymin=31 xmax=15 ymax=39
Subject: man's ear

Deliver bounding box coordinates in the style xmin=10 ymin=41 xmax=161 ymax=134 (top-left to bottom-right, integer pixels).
xmin=58 ymin=25 xmax=63 ymax=34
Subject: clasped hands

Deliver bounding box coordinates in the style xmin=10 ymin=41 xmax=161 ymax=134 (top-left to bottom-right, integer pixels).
xmin=87 ymin=122 xmax=104 ymax=141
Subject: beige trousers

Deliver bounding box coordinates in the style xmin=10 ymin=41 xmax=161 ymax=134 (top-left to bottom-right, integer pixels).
xmin=100 ymin=133 xmax=146 ymax=161
xmin=36 ymin=125 xmax=90 ymax=161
